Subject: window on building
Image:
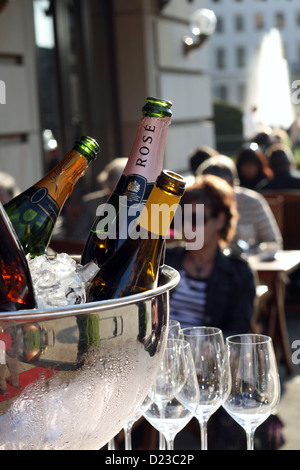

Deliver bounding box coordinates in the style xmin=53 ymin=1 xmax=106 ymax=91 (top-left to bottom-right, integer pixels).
xmin=216 ymin=16 xmax=224 ymax=33
xmin=237 ymin=84 xmax=245 ymax=104
xmin=254 ymin=13 xmax=264 ymax=30
xmin=235 ymin=14 xmax=244 ymax=32
xmin=236 ymin=46 xmax=246 ymax=68
xmin=275 ymin=12 xmax=285 ymax=29
xmin=216 ymin=48 xmax=226 ymax=69
xmin=33 ymin=0 xmax=119 ymax=189
xmin=215 ymin=85 xmax=228 ymax=101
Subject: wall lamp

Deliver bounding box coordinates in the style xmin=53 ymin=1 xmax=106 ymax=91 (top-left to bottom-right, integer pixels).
xmin=183 ymin=8 xmax=217 ymax=54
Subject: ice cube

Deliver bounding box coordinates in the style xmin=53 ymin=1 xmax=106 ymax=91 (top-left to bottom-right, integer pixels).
xmin=28 ymin=253 xmax=98 ymax=309
xmin=76 ymin=262 xmax=99 ymax=285
xmin=46 ymin=287 xmax=68 ymax=307
xmin=35 ymin=270 xmax=58 ymax=289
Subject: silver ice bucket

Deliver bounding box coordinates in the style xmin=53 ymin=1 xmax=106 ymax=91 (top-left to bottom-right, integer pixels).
xmin=0 ymin=265 xmax=180 ymax=450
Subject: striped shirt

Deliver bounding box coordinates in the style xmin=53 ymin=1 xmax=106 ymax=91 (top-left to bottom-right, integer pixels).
xmin=233 ymin=186 xmax=282 ymax=248
xmin=170 ymin=269 xmax=208 ymax=329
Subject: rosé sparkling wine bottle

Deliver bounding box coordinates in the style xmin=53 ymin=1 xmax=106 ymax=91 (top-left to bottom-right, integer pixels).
xmin=81 ymin=97 xmax=172 ymax=267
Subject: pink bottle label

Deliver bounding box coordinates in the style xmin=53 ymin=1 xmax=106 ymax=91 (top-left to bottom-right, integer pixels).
xmin=114 ymin=115 xmax=171 ymax=206
xmin=124 ymin=116 xmax=171 ymax=181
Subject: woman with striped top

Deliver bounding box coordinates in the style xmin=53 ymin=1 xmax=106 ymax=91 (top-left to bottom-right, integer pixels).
xmin=165 ymin=174 xmax=256 ymax=338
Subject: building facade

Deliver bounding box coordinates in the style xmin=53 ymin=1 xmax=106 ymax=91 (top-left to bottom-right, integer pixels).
xmin=0 ymin=0 xmax=216 ymax=196
xmin=206 ymin=0 xmax=300 ymax=116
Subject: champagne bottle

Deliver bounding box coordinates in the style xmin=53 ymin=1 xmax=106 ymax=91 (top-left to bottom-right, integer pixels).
xmin=5 ymin=136 xmax=100 ymax=257
xmin=81 ymin=97 xmax=172 ymax=267
xmin=86 ymin=170 xmax=186 ymax=302
xmin=0 ymin=202 xmax=36 ymax=311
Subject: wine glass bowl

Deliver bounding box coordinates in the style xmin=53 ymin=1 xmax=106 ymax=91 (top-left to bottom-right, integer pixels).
xmin=0 ymin=265 xmax=180 ymax=450
xmin=223 ymin=334 xmax=281 ymax=450
xmin=168 ymin=319 xmax=182 ymax=338
xmin=180 ymin=326 xmax=231 ymax=450
xmin=121 ymin=319 xmax=183 ymax=451
xmin=236 ymin=223 xmax=256 ymax=255
xmin=143 ymin=339 xmax=200 ymax=450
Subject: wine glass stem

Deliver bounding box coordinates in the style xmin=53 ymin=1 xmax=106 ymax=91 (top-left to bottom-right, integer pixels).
xmin=159 ymin=432 xmax=165 ymax=450
xmin=107 ymin=438 xmax=115 ymax=450
xmin=166 ymin=438 xmax=174 ymax=450
xmin=200 ymin=421 xmax=208 ymax=450
xmin=124 ymin=426 xmax=132 ymax=450
xmin=246 ymin=431 xmax=255 ymax=450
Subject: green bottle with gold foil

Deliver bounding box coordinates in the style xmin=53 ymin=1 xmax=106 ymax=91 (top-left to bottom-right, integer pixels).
xmin=5 ymin=136 xmax=100 ymax=257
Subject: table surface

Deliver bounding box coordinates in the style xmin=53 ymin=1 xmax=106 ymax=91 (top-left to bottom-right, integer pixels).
xmin=248 ymin=250 xmax=300 ymax=375
xmin=248 ymin=250 xmax=300 ymax=274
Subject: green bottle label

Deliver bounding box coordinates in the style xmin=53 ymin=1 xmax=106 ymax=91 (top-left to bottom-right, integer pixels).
xmin=23 ymin=186 xmax=60 ymax=224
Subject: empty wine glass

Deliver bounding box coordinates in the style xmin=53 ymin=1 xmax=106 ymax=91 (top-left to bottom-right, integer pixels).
xmin=168 ymin=319 xmax=182 ymax=338
xmin=159 ymin=318 xmax=183 ymax=450
xmin=143 ymin=339 xmax=199 ymax=450
xmin=236 ymin=223 xmax=256 ymax=256
xmin=121 ymin=321 xmax=183 ymax=450
xmin=223 ymin=334 xmax=281 ymax=450
xmin=123 ymin=410 xmax=142 ymax=450
xmin=180 ymin=326 xmax=231 ymax=450
xmin=107 ymin=438 xmax=115 ymax=450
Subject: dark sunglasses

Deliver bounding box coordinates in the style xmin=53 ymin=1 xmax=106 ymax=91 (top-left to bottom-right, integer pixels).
xmin=185 ymin=212 xmax=217 ymax=228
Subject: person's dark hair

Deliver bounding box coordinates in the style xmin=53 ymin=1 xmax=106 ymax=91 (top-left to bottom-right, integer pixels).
xmin=196 ymin=155 xmax=239 ymax=187
xmin=189 ymin=146 xmax=219 ymax=175
xmin=265 ymin=143 xmax=294 ymax=172
xmin=180 ymin=174 xmax=238 ymax=245
xmin=235 ymin=143 xmax=273 ymax=180
xmin=252 ymin=131 xmax=273 ymax=152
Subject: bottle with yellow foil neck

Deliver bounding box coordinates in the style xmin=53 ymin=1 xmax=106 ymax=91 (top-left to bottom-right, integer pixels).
xmin=86 ymin=170 xmax=186 ymax=302
xmin=81 ymin=97 xmax=172 ymax=267
xmin=4 ymin=136 xmax=100 ymax=257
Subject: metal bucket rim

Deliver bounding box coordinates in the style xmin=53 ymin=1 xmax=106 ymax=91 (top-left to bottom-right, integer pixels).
xmin=0 ymin=265 xmax=180 ymax=321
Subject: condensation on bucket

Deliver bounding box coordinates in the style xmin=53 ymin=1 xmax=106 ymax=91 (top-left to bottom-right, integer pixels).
xmin=0 ymin=341 xmax=163 ymax=450
xmin=0 ymin=265 xmax=179 ymax=450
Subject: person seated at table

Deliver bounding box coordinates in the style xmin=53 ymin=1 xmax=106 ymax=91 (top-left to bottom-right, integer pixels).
xmin=196 ymin=155 xmax=282 ymax=255
xmin=235 ymin=143 xmax=273 ymax=191
xmin=260 ymin=143 xmax=300 ymax=191
xmin=165 ymin=174 xmax=257 ymax=338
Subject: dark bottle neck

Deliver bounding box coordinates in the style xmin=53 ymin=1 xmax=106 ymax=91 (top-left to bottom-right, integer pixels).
xmin=72 ymin=136 xmax=99 ymax=162
xmin=142 ymin=97 xmax=172 ymax=118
